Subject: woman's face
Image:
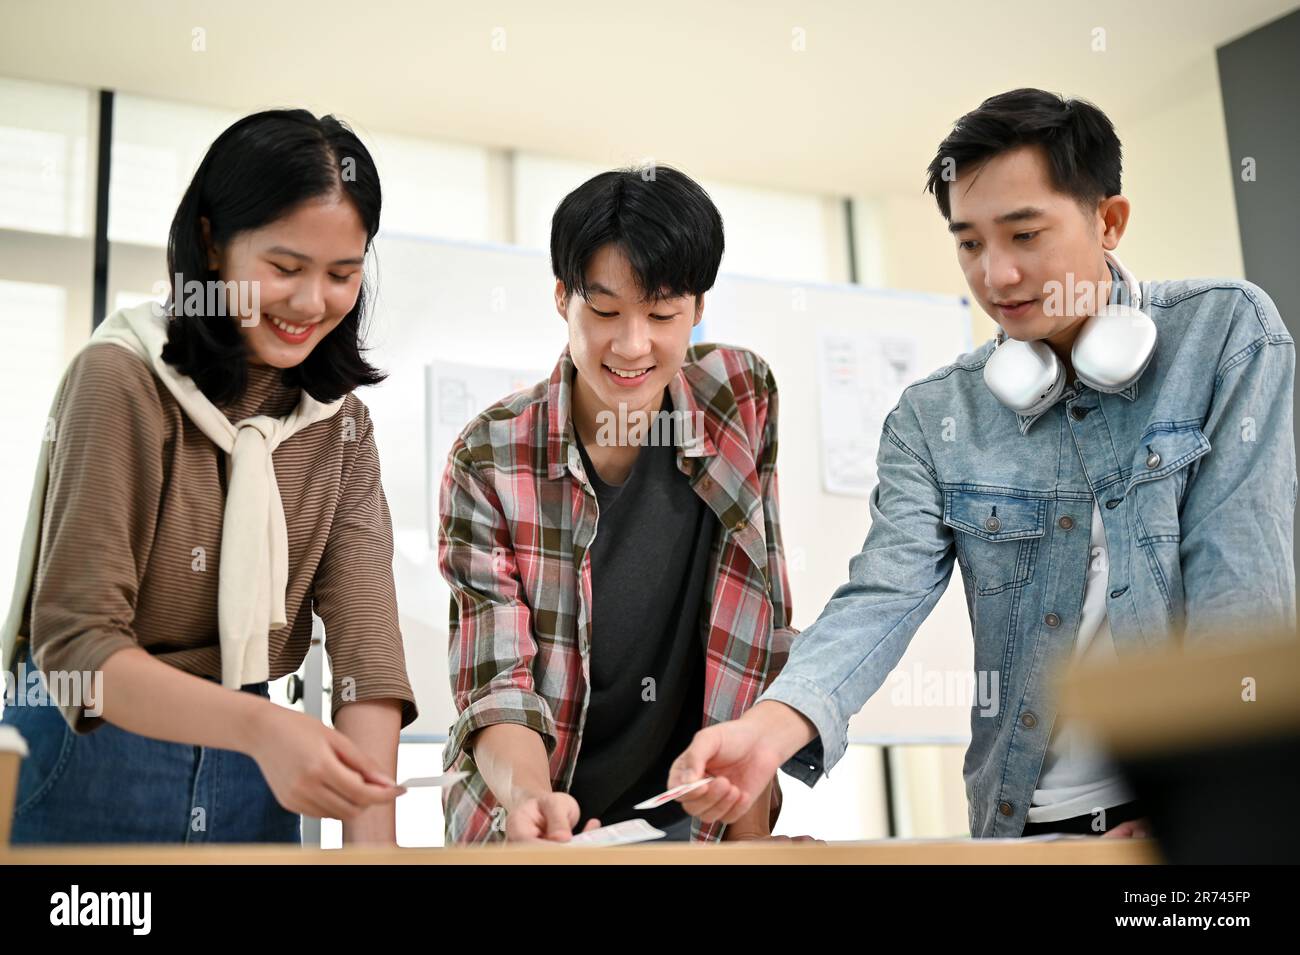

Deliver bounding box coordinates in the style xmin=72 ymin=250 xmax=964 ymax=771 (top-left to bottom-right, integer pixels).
xmin=205 ymin=193 xmax=368 ymax=367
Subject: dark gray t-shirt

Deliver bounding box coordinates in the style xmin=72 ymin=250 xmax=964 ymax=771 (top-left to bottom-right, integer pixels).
xmin=568 ymin=396 xmax=715 ymax=830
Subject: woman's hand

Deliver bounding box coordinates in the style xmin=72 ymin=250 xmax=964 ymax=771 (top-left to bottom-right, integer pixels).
xmin=247 ymin=703 xmax=405 ymax=821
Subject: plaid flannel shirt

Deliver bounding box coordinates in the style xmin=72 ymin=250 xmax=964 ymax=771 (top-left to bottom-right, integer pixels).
xmin=438 ymin=342 xmax=796 ymax=843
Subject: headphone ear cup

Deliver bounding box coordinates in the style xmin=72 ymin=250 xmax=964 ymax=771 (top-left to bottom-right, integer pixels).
xmin=983 ymin=338 xmax=1066 ymax=416
xmin=1072 ymin=305 xmax=1158 ymax=393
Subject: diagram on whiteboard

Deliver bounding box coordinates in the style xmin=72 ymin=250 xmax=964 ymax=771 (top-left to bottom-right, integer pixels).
xmin=817 ymin=331 xmax=922 ymax=497
xmin=428 ymin=360 xmax=546 ymax=460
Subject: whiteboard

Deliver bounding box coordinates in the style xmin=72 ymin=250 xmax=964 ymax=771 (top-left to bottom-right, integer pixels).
xmin=703 ymin=276 xmax=977 ymax=744
xmin=361 ymin=234 xmax=979 ymax=745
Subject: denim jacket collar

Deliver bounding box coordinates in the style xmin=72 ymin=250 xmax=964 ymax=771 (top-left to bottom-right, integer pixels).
xmin=1010 ymin=255 xmax=1143 ymax=435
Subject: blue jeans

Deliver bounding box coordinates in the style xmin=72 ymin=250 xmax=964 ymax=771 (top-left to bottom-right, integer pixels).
xmin=3 ymin=648 xmax=300 ymax=845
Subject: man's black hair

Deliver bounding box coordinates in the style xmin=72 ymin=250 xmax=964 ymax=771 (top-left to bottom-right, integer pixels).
xmin=925 ymin=88 xmax=1122 ymax=220
xmin=550 ymin=165 xmax=724 ymax=302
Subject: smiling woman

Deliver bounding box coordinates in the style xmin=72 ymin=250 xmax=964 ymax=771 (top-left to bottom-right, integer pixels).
xmin=161 ymin=109 xmax=386 ymax=404
xmin=1 ymin=109 xmax=419 ymax=847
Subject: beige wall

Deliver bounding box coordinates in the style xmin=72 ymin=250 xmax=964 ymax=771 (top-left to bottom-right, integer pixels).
xmin=1118 ymin=51 xmax=1245 ymax=282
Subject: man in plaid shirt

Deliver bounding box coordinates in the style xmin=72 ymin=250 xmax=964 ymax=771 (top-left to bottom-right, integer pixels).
xmin=437 ymin=166 xmax=795 ymax=843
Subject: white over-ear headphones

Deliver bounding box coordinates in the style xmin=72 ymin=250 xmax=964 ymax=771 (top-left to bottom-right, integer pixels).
xmin=983 ymin=252 xmax=1157 ymax=417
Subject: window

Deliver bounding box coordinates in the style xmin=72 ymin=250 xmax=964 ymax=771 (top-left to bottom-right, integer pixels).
xmin=108 ymin=95 xmax=242 ymax=248
xmin=0 ymin=77 xmax=93 ymax=238
xmin=0 ymin=77 xmax=97 ymax=630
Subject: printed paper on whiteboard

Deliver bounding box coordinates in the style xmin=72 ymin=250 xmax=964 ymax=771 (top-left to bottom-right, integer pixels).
xmin=428 ymin=360 xmax=546 ymax=463
xmin=817 ymin=331 xmax=922 ymax=497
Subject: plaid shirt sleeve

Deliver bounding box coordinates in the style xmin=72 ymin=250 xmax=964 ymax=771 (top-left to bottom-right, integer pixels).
xmin=752 ymin=352 xmax=798 ymax=690
xmin=437 ymin=440 xmax=559 ymax=766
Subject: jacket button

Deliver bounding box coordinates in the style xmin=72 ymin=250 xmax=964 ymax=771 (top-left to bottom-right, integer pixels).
xmin=1070 ymin=406 xmax=1090 ymax=420
xmin=1057 ymin=515 xmax=1074 ymax=530
xmin=984 ymin=516 xmax=1002 ymax=532
xmin=999 ymin=801 xmax=1014 ymax=816
xmin=1105 ymin=498 xmax=1122 ymax=509
xmin=1146 ymin=451 xmax=1162 ymax=469
xmin=1044 ymin=613 xmax=1060 ymax=628
xmin=734 ymin=519 xmax=748 ymax=532
xmin=1021 ymin=712 xmax=1038 ymax=728
xmin=700 ymin=475 xmax=713 ymax=491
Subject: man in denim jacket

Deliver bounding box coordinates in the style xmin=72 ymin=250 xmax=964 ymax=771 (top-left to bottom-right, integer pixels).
xmin=667 ymin=88 xmax=1297 ymax=838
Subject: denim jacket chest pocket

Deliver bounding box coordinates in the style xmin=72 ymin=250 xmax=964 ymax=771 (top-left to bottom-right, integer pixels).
xmin=941 ymin=489 xmax=1048 ymax=595
xmin=1126 ymin=424 xmax=1212 ymax=543
xmin=1126 ymin=424 xmax=1211 ymax=618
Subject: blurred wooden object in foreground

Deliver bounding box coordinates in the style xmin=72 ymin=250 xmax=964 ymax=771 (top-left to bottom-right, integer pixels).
xmin=1056 ymin=625 xmax=1299 ymax=864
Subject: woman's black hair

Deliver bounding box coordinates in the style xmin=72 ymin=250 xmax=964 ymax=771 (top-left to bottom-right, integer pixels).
xmin=924 ymin=88 xmax=1122 ymax=221
xmin=161 ymin=108 xmax=384 ymax=405
xmin=550 ymin=165 xmax=724 ymax=303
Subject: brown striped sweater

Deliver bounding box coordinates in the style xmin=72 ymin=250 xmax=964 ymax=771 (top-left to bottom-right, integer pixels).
xmin=19 ymin=341 xmax=418 ymax=734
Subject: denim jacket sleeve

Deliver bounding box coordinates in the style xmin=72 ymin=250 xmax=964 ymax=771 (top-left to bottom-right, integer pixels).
xmin=1179 ymin=289 xmax=1297 ymax=643
xmin=756 ymin=391 xmax=958 ymax=784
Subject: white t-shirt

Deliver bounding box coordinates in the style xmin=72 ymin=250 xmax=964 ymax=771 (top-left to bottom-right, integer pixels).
xmin=1025 ymin=498 xmax=1135 ymax=824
